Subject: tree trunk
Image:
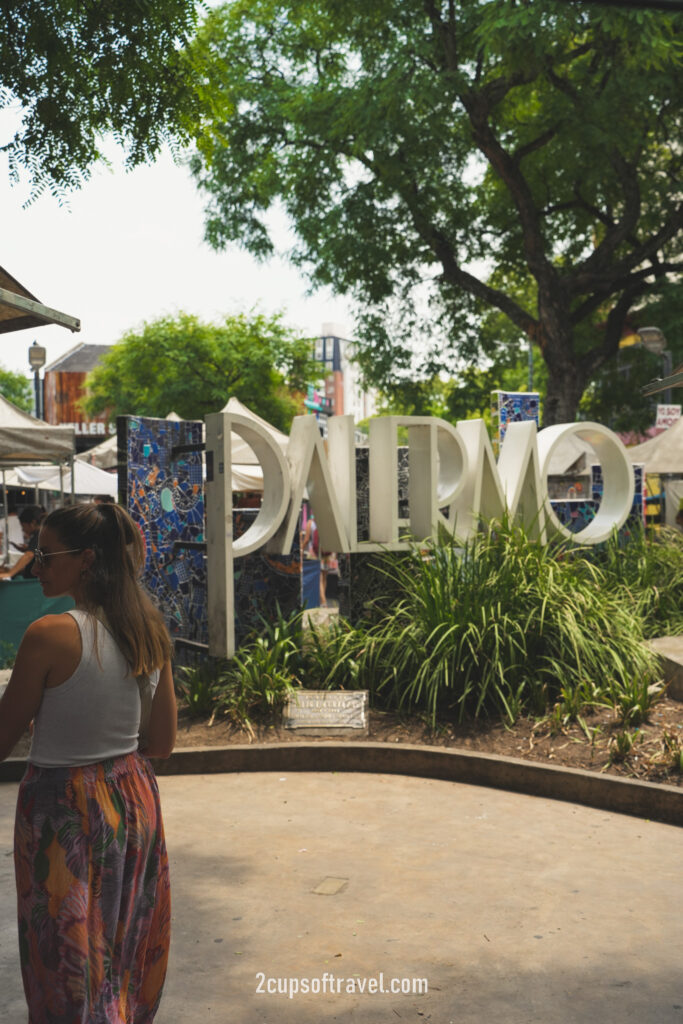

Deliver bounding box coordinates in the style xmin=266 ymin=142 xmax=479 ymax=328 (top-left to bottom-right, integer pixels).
xmin=540 ymin=366 xmax=585 ymax=425
xmin=536 ymin=285 xmax=591 ymax=427
xmin=543 ymin=354 xmax=589 ymax=426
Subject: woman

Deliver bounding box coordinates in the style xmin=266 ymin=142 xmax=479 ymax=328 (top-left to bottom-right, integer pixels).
xmin=0 ymin=502 xmax=176 ymax=1023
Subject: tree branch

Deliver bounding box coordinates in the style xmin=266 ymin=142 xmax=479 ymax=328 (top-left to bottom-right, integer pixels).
xmin=570 ymin=259 xmax=683 ymax=326
xmin=571 ymin=200 xmax=683 ymax=300
xmin=569 ymin=148 xmax=643 ymax=289
xmin=579 ymin=283 xmax=644 ymax=380
xmin=460 ymin=88 xmax=558 ymax=294
xmin=513 ymin=127 xmax=558 ymax=165
xmin=349 ymin=141 xmax=541 ymax=341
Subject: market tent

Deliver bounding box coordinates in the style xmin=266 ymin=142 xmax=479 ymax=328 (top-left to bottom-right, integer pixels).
xmin=222 ymin=396 xmax=289 ymax=464
xmin=8 ymin=461 xmax=117 ymax=497
xmin=0 ymin=394 xmax=75 ymax=465
xmin=0 ymin=264 xmax=80 ymax=335
xmin=625 ymin=417 xmax=683 ymax=475
xmin=75 ymin=432 xmax=118 ymax=470
xmin=545 ymin=433 xmax=596 ymax=476
xmin=0 ymin=395 xmax=76 ymax=561
xmin=2 ymin=465 xmax=58 ymax=487
xmin=221 ymin=397 xmax=290 ymax=492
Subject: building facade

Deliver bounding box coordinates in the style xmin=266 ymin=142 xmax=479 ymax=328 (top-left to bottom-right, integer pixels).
xmin=43 ymin=343 xmax=113 ymax=452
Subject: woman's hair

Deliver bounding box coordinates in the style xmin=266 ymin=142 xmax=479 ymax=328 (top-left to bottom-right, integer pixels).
xmin=43 ymin=502 xmax=172 ymax=676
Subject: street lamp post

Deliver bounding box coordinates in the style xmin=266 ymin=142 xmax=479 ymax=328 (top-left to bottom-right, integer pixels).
xmin=637 ymin=326 xmax=672 ymax=405
xmin=28 ymin=340 xmax=46 ymax=420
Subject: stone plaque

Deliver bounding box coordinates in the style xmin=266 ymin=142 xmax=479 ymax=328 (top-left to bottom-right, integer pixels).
xmin=283 ymin=690 xmax=369 ymax=736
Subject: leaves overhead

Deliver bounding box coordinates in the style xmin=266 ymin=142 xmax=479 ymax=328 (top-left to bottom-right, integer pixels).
xmin=0 ymin=0 xmax=203 ymax=198
xmin=188 ymin=0 xmax=683 ymax=423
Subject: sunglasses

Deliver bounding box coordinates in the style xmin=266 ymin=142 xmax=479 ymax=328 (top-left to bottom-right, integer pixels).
xmin=34 ymin=547 xmax=83 ymax=569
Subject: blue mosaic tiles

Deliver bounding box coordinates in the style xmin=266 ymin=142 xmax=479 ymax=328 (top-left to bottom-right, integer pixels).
xmin=491 ymin=390 xmax=540 ymax=453
xmin=118 ymin=415 xmax=207 ymax=649
xmin=119 ymin=415 xmax=301 ymax=653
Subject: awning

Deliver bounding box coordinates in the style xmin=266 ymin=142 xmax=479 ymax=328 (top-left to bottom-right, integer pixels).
xmin=641 ymin=365 xmax=683 ymax=397
xmin=0 ymin=264 xmax=80 ymax=335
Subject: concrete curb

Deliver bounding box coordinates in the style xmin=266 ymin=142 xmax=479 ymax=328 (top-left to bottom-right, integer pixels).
xmin=2 ymin=741 xmax=680 ymax=827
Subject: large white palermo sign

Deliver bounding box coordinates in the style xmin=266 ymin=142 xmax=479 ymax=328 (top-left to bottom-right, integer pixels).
xmin=205 ymin=412 xmax=634 ymax=656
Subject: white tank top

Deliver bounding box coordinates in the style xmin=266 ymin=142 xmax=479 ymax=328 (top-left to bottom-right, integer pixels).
xmin=28 ymin=609 xmax=160 ymax=768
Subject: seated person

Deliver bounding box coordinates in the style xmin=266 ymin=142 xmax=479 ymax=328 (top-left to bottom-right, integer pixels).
xmin=0 ymin=506 xmax=45 ymax=579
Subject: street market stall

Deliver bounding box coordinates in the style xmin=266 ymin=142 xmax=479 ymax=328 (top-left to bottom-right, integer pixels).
xmin=626 ymin=417 xmax=683 ymax=527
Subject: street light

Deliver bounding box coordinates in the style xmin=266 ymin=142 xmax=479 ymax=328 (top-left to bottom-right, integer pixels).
xmin=28 ymin=340 xmax=46 ymax=420
xmin=636 ymin=327 xmax=672 ymax=405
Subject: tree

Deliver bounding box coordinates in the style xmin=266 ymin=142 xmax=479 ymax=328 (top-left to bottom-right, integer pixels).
xmin=0 ymin=364 xmax=32 ymax=413
xmin=82 ymin=311 xmax=317 ymax=429
xmin=187 ymin=0 xmax=683 ymax=425
xmin=0 ymin=0 xmax=201 ymax=197
xmin=579 ymin=282 xmax=683 ymax=431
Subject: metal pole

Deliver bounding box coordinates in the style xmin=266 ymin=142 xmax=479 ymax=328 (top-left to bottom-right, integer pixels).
xmin=662 ymin=351 xmax=673 ymax=406
xmin=33 ymin=369 xmax=41 ymax=419
xmin=528 ymin=340 xmax=533 ymax=392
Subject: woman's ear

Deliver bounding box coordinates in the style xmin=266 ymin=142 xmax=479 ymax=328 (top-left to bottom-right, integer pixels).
xmin=81 ymin=547 xmax=96 ymax=571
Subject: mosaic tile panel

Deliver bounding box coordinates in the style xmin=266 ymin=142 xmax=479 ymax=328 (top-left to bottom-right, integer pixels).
xmin=118 ymin=415 xmax=207 ymax=649
xmin=549 ymin=499 xmax=599 ymax=533
xmin=355 ymin=446 xmax=409 ymax=542
xmin=233 ymin=508 xmax=301 ymax=646
xmin=591 ymin=461 xmax=646 ymax=528
xmin=491 ymin=390 xmax=540 ymax=454
xmin=120 ymin=416 xmax=302 ymax=654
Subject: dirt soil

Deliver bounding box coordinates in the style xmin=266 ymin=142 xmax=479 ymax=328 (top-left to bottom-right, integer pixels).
xmin=8 ymin=695 xmax=682 ymax=787
xmin=175 ymin=695 xmax=683 ymax=788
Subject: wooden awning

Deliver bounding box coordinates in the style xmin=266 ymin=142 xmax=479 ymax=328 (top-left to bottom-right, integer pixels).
xmin=0 ymin=264 xmax=80 ymax=334
xmin=641 ymin=367 xmax=683 ymax=396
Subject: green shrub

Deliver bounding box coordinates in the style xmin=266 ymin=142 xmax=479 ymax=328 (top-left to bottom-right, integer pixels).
xmin=343 ymin=519 xmax=659 ymax=726
xmin=597 ymin=524 xmax=683 ymax=638
xmin=175 ymin=658 xmax=228 ymax=720
xmin=175 ymin=521 xmax=677 ymax=732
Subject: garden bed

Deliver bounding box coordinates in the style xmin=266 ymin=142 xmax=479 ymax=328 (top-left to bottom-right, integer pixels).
xmin=173 ymin=695 xmax=683 ymax=788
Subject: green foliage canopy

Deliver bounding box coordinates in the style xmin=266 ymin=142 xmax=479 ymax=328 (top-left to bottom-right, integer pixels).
xmin=83 ymin=311 xmax=317 ymax=429
xmin=0 ymin=364 xmax=32 ymax=413
xmin=0 ymin=0 xmax=202 ymax=197
xmin=188 ymin=0 xmax=683 ymax=425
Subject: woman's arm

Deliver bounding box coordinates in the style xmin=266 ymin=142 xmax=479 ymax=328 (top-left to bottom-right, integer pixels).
xmin=142 ymin=660 xmax=177 ymax=759
xmin=0 ymin=549 xmax=34 ymax=579
xmin=0 ymin=619 xmax=51 ymax=761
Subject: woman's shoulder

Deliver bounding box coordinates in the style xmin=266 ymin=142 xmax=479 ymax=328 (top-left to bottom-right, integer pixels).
xmin=23 ymin=613 xmax=84 ymax=689
xmin=24 ymin=612 xmax=80 ymax=649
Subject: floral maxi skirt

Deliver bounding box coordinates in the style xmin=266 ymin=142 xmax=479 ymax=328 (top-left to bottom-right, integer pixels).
xmin=14 ymin=752 xmax=171 ymax=1024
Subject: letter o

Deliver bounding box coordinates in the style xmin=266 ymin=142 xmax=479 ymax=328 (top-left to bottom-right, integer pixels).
xmin=537 ymin=422 xmax=634 ymax=544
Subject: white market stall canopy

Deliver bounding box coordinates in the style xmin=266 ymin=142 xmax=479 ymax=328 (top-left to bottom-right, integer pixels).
xmin=221 ymin=396 xmax=290 ymax=492
xmin=76 ymin=432 xmax=118 ymax=470
xmin=545 ymin=433 xmax=596 ymax=476
xmin=0 ymin=394 xmax=75 ymax=465
xmin=626 ymin=418 xmax=683 ymax=475
xmin=6 ymin=461 xmax=117 ymax=497
xmin=0 ymin=264 xmax=80 ymax=334
xmin=222 ymin=396 xmax=289 ymax=464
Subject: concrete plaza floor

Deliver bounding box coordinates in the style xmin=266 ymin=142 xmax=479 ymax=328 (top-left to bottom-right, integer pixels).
xmin=1 ymin=770 xmax=682 ymax=1023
